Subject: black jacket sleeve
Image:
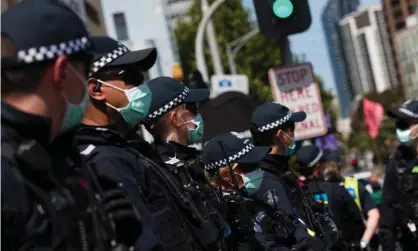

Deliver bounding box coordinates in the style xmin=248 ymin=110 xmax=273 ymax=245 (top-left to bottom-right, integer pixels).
xmin=379 ymin=157 xmax=398 ymax=251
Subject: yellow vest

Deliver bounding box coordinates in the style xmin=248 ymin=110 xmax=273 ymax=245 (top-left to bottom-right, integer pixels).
xmin=344 ymin=176 xmax=362 ymax=212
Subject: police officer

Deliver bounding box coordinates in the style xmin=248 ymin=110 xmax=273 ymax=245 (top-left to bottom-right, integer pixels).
xmin=324 ymin=152 xmax=380 ymax=251
xmin=203 ymin=131 xmax=296 ymax=250
xmin=296 ymin=146 xmax=365 ymax=250
xmin=249 ymin=102 xmax=328 ymax=249
xmin=380 ymin=99 xmax=418 ymax=251
xmin=1 ymin=0 xmax=95 ymax=249
xmin=142 ymin=78 xmax=228 ymax=250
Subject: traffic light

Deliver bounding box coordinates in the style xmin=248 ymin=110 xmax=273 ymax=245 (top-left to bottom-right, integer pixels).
xmin=187 ymin=71 xmax=208 ymax=89
xmin=253 ymin=0 xmax=312 ymax=38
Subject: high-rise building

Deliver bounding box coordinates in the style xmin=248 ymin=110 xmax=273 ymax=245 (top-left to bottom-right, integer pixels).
xmin=397 ymin=21 xmax=418 ymax=99
xmin=1 ymin=0 xmax=107 ymax=36
xmin=339 ymin=4 xmax=394 ymax=95
xmin=321 ymin=0 xmax=360 ymax=118
xmin=381 ymin=0 xmax=418 ymax=88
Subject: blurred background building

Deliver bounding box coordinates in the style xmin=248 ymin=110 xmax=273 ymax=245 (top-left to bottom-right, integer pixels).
xmin=381 ymin=0 xmax=418 ymax=88
xmin=339 ymin=4 xmax=394 ymax=95
xmin=322 ymin=0 xmax=360 ymax=119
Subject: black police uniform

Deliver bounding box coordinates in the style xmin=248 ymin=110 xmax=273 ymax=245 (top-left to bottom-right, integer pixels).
xmin=154 ymin=140 xmax=228 ymax=250
xmin=136 ymin=77 xmax=229 ymax=250
xmin=380 ymin=100 xmax=418 ymax=251
xmin=296 ymin=146 xmax=365 ymax=250
xmin=2 ymin=1 xmax=94 ymax=250
xmin=250 ymin=103 xmax=327 ymax=250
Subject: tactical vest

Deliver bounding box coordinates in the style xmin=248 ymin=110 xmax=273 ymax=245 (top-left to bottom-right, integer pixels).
xmin=344 ymin=177 xmax=362 ymax=212
xmin=1 ymin=140 xmax=90 ymax=251
xmin=394 ymin=157 xmax=418 ymax=223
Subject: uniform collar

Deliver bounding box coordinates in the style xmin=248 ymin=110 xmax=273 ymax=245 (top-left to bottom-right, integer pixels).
xmin=155 ymin=140 xmax=200 ymax=162
xmin=1 ymin=100 xmax=52 ymax=146
xmin=260 ymin=153 xmax=289 ymax=174
xmin=76 ymin=124 xmax=125 ymax=146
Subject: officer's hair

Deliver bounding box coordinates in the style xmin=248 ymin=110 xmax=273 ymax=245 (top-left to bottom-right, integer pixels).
xmin=1 ymin=36 xmax=48 ymax=95
xmin=147 ymin=104 xmax=187 ymax=139
xmin=250 ymin=121 xmax=295 ymax=147
xmin=1 ymin=36 xmax=91 ymax=96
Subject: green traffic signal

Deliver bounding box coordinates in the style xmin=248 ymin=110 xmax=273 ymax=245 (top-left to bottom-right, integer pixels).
xmin=273 ymin=0 xmax=294 ymax=19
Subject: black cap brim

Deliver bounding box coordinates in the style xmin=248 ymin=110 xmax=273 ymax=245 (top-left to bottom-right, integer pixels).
xmin=237 ymin=146 xmax=270 ymax=164
xmin=290 ymin=111 xmax=307 ymax=122
xmin=387 ymin=108 xmax=411 ymax=120
xmin=184 ymin=88 xmax=210 ymax=103
xmin=107 ymin=48 xmax=157 ymax=71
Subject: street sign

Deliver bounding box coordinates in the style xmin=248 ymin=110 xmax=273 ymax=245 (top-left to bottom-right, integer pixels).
xmin=210 ymin=75 xmax=249 ymax=98
xmin=268 ymin=63 xmax=327 ymax=140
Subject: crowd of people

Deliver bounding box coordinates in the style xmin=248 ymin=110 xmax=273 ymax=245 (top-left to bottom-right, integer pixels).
xmin=2 ymin=1 xmax=418 ymax=251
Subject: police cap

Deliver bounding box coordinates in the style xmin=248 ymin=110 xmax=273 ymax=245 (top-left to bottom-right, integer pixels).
xmin=142 ymin=77 xmax=210 ymax=123
xmin=387 ymin=99 xmax=418 ymax=121
xmin=2 ymin=0 xmax=93 ymax=68
xmin=296 ymin=145 xmax=325 ymax=168
xmin=88 ymin=36 xmax=157 ymax=77
xmin=251 ymin=102 xmax=306 ymax=132
xmin=202 ymin=132 xmax=270 ymax=172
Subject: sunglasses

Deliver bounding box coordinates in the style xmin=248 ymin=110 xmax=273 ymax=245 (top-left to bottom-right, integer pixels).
xmin=97 ymin=66 xmax=144 ymax=86
xmin=185 ymin=102 xmax=200 ymax=115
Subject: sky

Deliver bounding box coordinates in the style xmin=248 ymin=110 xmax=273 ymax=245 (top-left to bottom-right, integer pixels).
xmin=242 ymin=0 xmax=381 ymax=91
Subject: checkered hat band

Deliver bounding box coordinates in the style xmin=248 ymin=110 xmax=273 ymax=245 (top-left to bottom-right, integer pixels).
xmin=258 ymin=112 xmax=293 ymax=132
xmin=399 ymin=107 xmax=418 ymax=119
xmin=144 ymin=87 xmax=190 ymax=122
xmin=88 ymin=45 xmax=129 ymax=77
xmin=204 ymin=143 xmax=255 ymax=171
xmin=308 ymin=149 xmax=323 ymax=167
xmin=17 ymin=36 xmax=90 ymax=64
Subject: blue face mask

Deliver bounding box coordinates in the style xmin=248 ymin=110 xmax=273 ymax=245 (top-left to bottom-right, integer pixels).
xmin=280 ymin=131 xmax=296 ymax=156
xmin=396 ymin=125 xmax=418 ymax=146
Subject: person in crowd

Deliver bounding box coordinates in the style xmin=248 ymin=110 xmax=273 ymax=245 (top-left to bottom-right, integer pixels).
xmin=324 ymin=152 xmax=380 ymax=251
xmin=250 ymin=102 xmax=328 ymax=250
xmin=203 ymin=132 xmax=326 ymax=251
xmin=380 ymin=99 xmax=418 ymax=251
xmin=1 ymin=0 xmax=97 ymax=249
xmin=366 ymin=169 xmax=383 ymax=207
xmin=139 ymin=76 xmax=228 ymax=250
xmin=296 ymin=146 xmax=365 ymax=250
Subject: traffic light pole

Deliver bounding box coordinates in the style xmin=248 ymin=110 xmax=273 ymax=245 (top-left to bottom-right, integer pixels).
xmin=279 ymin=36 xmax=292 ymax=65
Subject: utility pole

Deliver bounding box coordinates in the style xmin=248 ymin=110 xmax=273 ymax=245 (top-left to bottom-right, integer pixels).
xmin=201 ymin=0 xmax=224 ymax=76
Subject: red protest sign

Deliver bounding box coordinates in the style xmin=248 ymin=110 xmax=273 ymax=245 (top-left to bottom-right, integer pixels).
xmin=268 ymin=63 xmax=328 ymax=140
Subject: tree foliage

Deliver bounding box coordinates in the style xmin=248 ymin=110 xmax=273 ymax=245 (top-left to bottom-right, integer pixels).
xmin=347 ymin=86 xmax=405 ymax=157
xmin=174 ymin=0 xmax=282 ymax=102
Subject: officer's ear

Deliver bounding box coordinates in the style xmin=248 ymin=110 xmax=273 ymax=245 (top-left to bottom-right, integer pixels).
xmin=87 ymin=78 xmax=105 ymax=101
xmin=52 ymin=55 xmax=69 ymax=87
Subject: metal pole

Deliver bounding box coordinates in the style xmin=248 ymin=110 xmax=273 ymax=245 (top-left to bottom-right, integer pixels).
xmin=201 ymin=0 xmax=224 ymax=76
xmin=279 ymin=37 xmax=292 ymax=65
xmin=195 ymin=0 xmax=226 ymax=83
xmin=226 ymin=28 xmax=259 ymax=74
xmin=226 ymin=45 xmax=237 ymax=74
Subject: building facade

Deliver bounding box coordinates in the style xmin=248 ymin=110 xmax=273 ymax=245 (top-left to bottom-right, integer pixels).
xmin=2 ymin=0 xmax=107 ymax=36
xmin=339 ymin=4 xmax=394 ymax=95
xmin=321 ymin=0 xmax=360 ymax=118
xmin=381 ymin=0 xmax=418 ymax=88
xmin=100 ymin=0 xmax=177 ymax=78
xmin=397 ymin=22 xmax=418 ymax=99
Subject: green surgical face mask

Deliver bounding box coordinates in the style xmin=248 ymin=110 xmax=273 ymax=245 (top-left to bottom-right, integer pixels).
xmin=396 ymin=124 xmax=418 ymax=146
xmin=240 ymin=169 xmax=264 ymax=195
xmin=181 ymin=113 xmax=205 ymax=144
xmin=98 ymin=80 xmax=152 ymax=129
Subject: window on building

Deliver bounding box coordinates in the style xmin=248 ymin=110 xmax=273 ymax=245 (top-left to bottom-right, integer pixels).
xmin=355 ymin=11 xmax=371 ymax=29
xmin=113 ymin=12 xmax=129 ymax=41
